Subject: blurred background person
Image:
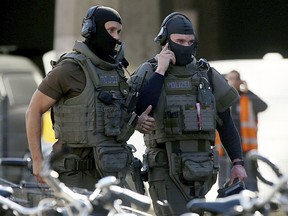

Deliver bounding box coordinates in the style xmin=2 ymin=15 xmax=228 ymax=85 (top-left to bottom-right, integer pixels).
xmin=216 ymin=70 xmax=268 ymax=191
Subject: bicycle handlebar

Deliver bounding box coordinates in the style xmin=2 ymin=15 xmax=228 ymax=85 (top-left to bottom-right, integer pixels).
xmin=0 ymin=157 xmax=30 ymax=167
xmin=109 ymin=185 xmax=151 ymax=211
xmin=246 ymin=150 xmax=283 ymax=187
xmin=254 ymin=174 xmax=288 ymax=209
xmin=0 ymin=195 xmax=54 ymax=215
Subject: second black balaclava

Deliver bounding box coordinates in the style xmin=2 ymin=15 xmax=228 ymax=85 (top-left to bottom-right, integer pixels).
xmin=166 ymin=15 xmax=197 ymax=66
xmin=84 ymin=6 xmax=122 ymax=62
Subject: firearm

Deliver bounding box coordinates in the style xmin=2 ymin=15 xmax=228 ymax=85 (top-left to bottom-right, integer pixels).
xmin=116 ymin=71 xmax=148 ymax=142
xmin=125 ymin=70 xmax=148 ymax=114
xmin=128 ymin=145 xmax=145 ymax=195
xmin=217 ymin=178 xmax=245 ymax=198
xmin=141 ymin=153 xmax=149 ymax=182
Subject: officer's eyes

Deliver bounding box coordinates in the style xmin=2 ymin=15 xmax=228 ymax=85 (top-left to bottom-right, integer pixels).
xmin=175 ymin=39 xmax=194 ymax=46
xmin=106 ymin=28 xmax=121 ymax=35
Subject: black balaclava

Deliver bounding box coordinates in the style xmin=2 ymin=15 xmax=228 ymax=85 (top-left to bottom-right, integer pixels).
xmin=166 ymin=16 xmax=197 ymax=66
xmin=84 ymin=6 xmax=122 ymax=62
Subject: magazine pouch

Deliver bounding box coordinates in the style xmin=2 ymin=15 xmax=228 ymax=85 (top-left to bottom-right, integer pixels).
xmin=93 ymin=145 xmax=131 ymax=177
xmin=182 ymin=152 xmax=213 ymax=182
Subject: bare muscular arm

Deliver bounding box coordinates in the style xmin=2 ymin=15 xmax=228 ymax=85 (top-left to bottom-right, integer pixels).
xmin=25 ymin=89 xmax=56 ymax=183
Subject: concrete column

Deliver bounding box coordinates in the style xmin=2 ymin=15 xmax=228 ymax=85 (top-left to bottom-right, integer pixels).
xmin=54 ymin=0 xmax=84 ymax=56
xmin=118 ymin=0 xmax=160 ymax=70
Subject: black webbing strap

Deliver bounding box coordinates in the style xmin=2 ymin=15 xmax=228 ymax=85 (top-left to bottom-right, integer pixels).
xmin=64 ymin=158 xmax=95 ymax=171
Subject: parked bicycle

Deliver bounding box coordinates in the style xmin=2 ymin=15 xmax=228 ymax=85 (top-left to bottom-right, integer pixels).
xmin=0 ymin=153 xmax=153 ymax=216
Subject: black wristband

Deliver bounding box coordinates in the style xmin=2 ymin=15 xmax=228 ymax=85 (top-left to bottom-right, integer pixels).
xmin=233 ymin=160 xmax=244 ymax=166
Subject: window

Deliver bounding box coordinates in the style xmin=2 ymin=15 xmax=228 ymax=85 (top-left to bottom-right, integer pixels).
xmin=2 ymin=72 xmax=38 ymax=106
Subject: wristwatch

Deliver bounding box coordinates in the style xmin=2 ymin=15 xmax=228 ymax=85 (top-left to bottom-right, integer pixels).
xmin=233 ymin=160 xmax=244 ymax=166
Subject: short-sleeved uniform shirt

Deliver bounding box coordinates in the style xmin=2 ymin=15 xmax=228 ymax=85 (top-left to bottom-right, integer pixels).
xmin=39 ymin=60 xmax=86 ymax=101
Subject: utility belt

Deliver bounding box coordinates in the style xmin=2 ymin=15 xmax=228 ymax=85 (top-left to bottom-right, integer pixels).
xmin=155 ymin=140 xmax=211 ymax=151
xmin=54 ymin=144 xmax=131 ymax=178
xmin=53 ymin=145 xmax=96 ymax=171
xmin=64 ymin=157 xmax=95 ymax=171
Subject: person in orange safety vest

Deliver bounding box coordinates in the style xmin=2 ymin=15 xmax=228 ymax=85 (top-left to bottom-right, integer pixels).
xmin=216 ymin=70 xmax=268 ymax=191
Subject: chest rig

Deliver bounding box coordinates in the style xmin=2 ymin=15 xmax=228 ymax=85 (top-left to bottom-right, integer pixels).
xmin=142 ymin=60 xmax=219 ymax=199
xmin=53 ymin=50 xmax=137 ymax=147
xmin=144 ymin=61 xmax=216 ymax=147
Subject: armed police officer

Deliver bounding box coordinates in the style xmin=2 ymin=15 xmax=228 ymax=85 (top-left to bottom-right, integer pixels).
xmin=26 ymin=5 xmax=154 ymax=191
xmin=130 ymin=12 xmax=247 ymax=215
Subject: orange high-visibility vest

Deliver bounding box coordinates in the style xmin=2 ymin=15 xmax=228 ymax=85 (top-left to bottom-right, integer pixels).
xmin=215 ymin=131 xmax=224 ymax=156
xmin=215 ymin=94 xmax=258 ymax=156
xmin=240 ymin=94 xmax=258 ymax=152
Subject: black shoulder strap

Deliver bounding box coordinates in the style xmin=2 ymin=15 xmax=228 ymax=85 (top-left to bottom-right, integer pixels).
xmin=207 ymin=68 xmax=214 ymax=93
xmin=147 ymin=57 xmax=158 ymax=70
xmin=197 ymin=58 xmax=214 ymax=93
